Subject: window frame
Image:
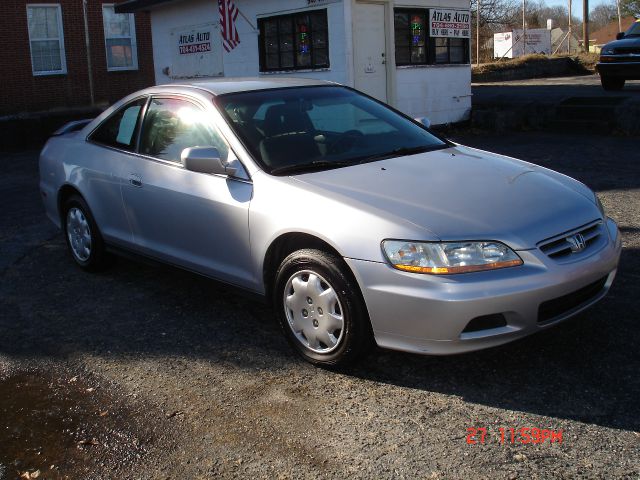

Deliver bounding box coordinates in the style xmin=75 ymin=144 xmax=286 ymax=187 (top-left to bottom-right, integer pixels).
xmin=102 ymin=4 xmax=139 ymax=72
xmin=26 ymin=3 xmax=67 ymax=76
xmin=257 ymin=8 xmax=330 ymax=73
xmin=394 ymin=8 xmax=470 ymax=67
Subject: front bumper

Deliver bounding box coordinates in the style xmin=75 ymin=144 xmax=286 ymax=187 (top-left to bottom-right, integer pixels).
xmin=596 ymin=61 xmax=640 ymax=79
xmin=346 ymin=218 xmax=622 ymax=355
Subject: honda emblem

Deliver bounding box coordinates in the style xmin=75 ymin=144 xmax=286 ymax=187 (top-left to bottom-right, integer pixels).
xmin=566 ymin=233 xmax=586 ymax=253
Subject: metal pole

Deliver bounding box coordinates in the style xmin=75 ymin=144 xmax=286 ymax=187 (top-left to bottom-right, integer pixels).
xmin=82 ymin=0 xmax=95 ymax=106
xmin=568 ymin=0 xmax=572 ymax=54
xmin=523 ymin=0 xmax=527 ymax=55
xmin=476 ymin=0 xmax=480 ymax=65
xmin=583 ymin=0 xmax=589 ymax=53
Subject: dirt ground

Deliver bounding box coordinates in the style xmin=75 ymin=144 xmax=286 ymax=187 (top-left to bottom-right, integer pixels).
xmin=1 ymin=131 xmax=639 ymax=479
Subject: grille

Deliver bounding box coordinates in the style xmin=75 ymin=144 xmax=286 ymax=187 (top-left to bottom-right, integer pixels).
xmin=538 ymin=221 xmax=603 ymax=260
xmin=613 ymin=47 xmax=640 ymax=55
xmin=538 ymin=276 xmax=608 ymax=324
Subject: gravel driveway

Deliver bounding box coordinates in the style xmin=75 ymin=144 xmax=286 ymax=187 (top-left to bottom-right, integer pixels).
xmin=1 ymin=132 xmax=638 ymax=479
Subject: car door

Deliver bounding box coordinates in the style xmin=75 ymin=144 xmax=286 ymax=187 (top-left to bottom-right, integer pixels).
xmin=118 ymin=95 xmax=255 ymax=288
xmin=82 ymin=96 xmax=148 ymax=247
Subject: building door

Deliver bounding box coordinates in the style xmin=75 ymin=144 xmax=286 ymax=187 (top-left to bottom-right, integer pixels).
xmin=354 ymin=2 xmax=388 ymax=103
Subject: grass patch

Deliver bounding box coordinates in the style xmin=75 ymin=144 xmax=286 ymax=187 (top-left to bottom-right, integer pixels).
xmin=472 ymin=53 xmax=600 ymax=82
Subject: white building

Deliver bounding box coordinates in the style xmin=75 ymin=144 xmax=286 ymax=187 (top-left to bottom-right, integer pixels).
xmin=116 ymin=0 xmax=472 ymax=125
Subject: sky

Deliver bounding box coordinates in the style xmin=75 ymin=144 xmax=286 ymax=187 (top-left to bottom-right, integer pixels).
xmin=540 ymin=0 xmax=617 ymax=20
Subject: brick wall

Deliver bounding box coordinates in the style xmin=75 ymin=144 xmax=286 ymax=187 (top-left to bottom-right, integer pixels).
xmin=0 ymin=0 xmax=155 ymax=116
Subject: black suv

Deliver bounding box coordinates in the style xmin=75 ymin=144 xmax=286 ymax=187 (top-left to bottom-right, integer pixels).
xmin=597 ymin=19 xmax=640 ymax=90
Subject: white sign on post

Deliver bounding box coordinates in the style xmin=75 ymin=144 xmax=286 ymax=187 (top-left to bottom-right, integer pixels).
xmin=429 ymin=9 xmax=471 ymax=38
xmin=170 ymin=23 xmax=223 ymax=79
xmin=493 ymin=29 xmax=551 ymax=58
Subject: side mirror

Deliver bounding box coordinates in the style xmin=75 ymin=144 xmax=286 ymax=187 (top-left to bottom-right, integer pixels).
xmin=415 ymin=117 xmax=431 ymax=129
xmin=616 ymin=32 xmax=625 ymax=40
xmin=181 ymin=147 xmax=237 ymax=177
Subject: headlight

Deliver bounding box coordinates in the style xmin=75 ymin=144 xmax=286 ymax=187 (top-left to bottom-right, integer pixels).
xmin=601 ymin=48 xmax=614 ymax=55
xmin=382 ymin=240 xmax=523 ymax=274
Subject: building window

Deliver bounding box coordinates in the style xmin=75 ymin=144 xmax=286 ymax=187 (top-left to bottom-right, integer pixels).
xmin=103 ymin=5 xmax=138 ymax=71
xmin=394 ymin=9 xmax=469 ymax=66
xmin=394 ymin=10 xmax=428 ymax=66
xmin=435 ymin=38 xmax=468 ymax=64
xmin=258 ymin=9 xmax=329 ymax=72
xmin=26 ymin=4 xmax=67 ymax=75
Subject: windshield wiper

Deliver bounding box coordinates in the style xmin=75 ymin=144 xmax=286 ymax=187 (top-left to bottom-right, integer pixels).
xmin=271 ymin=160 xmax=352 ymax=175
xmin=351 ymin=145 xmax=441 ymax=164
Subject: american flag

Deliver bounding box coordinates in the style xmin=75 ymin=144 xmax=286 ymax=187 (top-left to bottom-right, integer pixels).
xmin=219 ymin=0 xmax=240 ymax=52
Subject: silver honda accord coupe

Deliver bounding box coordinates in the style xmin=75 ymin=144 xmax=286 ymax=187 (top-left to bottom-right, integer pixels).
xmin=39 ymin=78 xmax=621 ymax=367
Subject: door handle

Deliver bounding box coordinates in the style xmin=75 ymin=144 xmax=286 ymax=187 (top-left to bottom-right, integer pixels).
xmin=128 ymin=173 xmax=142 ymax=187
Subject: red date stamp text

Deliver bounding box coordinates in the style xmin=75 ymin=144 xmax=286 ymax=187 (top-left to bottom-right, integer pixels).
xmin=466 ymin=427 xmax=563 ymax=445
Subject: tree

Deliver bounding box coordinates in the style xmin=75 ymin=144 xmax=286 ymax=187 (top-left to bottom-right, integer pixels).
xmin=620 ymin=0 xmax=639 ymax=16
xmin=470 ymin=0 xmax=519 ymax=27
xmin=521 ymin=0 xmax=580 ymax=29
xmin=590 ymin=4 xmax=619 ymax=32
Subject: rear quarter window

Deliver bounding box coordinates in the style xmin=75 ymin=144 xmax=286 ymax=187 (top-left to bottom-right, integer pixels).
xmin=89 ymin=97 xmax=147 ymax=151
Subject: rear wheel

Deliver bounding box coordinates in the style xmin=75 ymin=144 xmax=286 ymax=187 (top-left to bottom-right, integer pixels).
xmin=274 ymin=249 xmax=373 ymax=368
xmin=62 ymin=195 xmax=112 ymax=271
xmin=601 ymin=76 xmax=625 ymax=91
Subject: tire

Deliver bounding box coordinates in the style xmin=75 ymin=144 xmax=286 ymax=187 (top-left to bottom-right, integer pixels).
xmin=274 ymin=249 xmax=373 ymax=368
xmin=62 ymin=194 xmax=112 ymax=271
xmin=601 ymin=76 xmax=625 ymax=91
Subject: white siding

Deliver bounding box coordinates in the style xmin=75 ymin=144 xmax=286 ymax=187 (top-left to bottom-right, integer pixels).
xmin=150 ymin=0 xmax=349 ymax=85
xmin=395 ymin=65 xmax=471 ymax=125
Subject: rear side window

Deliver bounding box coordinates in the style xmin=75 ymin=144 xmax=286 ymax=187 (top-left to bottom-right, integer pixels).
xmin=89 ymin=97 xmax=147 ymax=150
xmin=138 ymin=97 xmax=229 ymax=163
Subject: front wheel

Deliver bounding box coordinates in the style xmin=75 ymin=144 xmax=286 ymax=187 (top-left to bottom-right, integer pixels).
xmin=274 ymin=249 xmax=373 ymax=368
xmin=601 ymin=76 xmax=625 ymax=91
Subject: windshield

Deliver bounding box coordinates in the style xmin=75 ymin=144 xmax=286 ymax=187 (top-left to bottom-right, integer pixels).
xmin=216 ymin=86 xmax=447 ymax=175
xmin=626 ymin=20 xmax=640 ymax=36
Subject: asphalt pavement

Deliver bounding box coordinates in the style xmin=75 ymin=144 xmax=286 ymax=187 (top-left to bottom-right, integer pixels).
xmin=1 ymin=132 xmax=639 ymax=479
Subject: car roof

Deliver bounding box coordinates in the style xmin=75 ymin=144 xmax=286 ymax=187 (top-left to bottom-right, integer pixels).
xmin=158 ymin=77 xmax=335 ymax=96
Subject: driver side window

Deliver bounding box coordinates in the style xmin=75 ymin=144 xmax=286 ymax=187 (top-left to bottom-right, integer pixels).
xmin=139 ymin=97 xmax=229 ymax=163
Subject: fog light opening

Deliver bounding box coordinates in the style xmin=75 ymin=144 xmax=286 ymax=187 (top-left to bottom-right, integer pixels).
xmin=462 ymin=314 xmax=507 ymax=333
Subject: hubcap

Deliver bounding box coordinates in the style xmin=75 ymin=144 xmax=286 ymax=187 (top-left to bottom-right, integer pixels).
xmin=283 ymin=270 xmax=344 ymax=354
xmin=66 ymin=207 xmax=92 ymax=262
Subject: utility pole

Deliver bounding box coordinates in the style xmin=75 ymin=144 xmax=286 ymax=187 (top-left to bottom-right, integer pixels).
xmin=568 ymin=0 xmax=572 ymax=54
xmin=523 ymin=0 xmax=527 ymax=55
xmin=476 ymin=0 xmax=480 ymax=65
xmin=583 ymin=0 xmax=589 ymax=53
xmin=617 ymin=0 xmax=622 ymax=32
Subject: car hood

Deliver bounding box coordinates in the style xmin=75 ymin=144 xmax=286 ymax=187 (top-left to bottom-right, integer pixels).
xmin=291 ymin=145 xmax=601 ymax=250
xmin=602 ymin=36 xmax=640 ymax=50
